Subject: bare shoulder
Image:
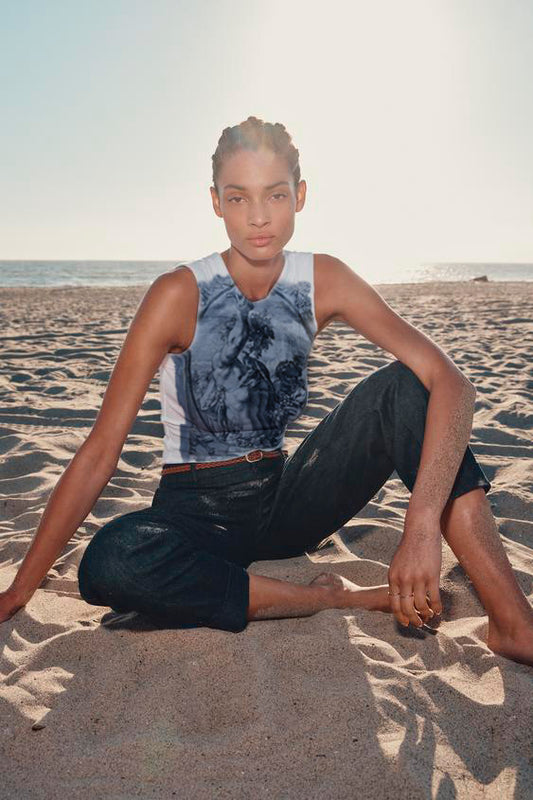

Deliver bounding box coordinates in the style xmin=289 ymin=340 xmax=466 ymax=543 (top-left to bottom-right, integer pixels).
xmin=314 ymin=252 xmax=353 ymax=289
xmin=313 ymin=252 xmax=368 ymax=328
xmin=155 ymin=263 xmax=198 ymax=297
xmin=146 ymin=265 xmax=199 ymax=352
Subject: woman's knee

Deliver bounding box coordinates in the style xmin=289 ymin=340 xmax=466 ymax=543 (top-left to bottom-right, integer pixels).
xmin=78 ymin=533 xmax=121 ymax=606
xmin=380 ymin=360 xmax=429 ymax=404
xmin=345 ymin=360 xmax=427 ymax=414
xmin=77 ymin=511 xmax=148 ymax=605
xmin=382 ymin=359 xmax=425 ymax=388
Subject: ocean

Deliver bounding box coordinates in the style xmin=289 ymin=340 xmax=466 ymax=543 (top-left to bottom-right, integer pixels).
xmin=1 ymin=260 xmax=532 ymax=288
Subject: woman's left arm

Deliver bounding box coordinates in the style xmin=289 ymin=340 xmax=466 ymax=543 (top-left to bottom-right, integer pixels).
xmin=317 ymin=254 xmax=478 ymax=623
xmin=318 ymin=254 xmax=477 ymax=525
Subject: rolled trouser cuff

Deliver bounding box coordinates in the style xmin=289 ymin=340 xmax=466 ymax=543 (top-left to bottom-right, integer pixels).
xmin=448 ymin=444 xmax=492 ymax=500
xmin=207 ymin=563 xmax=250 ymax=633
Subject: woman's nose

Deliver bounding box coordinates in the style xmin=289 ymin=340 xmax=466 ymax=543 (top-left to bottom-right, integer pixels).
xmin=248 ymin=203 xmax=271 ymax=225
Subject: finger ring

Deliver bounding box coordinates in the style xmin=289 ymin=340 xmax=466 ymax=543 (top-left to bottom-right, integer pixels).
xmin=399 ymin=593 xmax=415 ymax=598
xmin=387 ymin=591 xmax=401 ymax=596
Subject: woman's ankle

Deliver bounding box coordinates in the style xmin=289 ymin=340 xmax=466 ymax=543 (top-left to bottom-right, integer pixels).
xmin=309 ymin=574 xmax=392 ymax=612
xmin=489 ymin=602 xmax=533 ymax=640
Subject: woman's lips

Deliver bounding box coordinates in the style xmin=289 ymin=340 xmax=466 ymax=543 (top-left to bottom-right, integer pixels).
xmin=248 ymin=236 xmax=274 ymax=246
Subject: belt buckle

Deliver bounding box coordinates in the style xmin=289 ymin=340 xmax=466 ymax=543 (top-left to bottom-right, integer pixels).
xmin=245 ymin=449 xmax=263 ymax=463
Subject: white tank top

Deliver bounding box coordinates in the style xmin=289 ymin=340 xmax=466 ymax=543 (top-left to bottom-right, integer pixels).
xmin=158 ymin=249 xmax=318 ymax=463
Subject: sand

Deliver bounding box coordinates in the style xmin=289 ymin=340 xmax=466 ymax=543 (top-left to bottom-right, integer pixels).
xmin=1 ymin=280 xmax=532 ymax=799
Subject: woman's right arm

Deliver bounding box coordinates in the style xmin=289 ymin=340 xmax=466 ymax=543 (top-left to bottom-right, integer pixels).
xmin=0 ymin=269 xmax=195 ymax=623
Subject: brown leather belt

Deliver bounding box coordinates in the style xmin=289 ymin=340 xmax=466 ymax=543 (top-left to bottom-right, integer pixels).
xmin=161 ymin=448 xmax=288 ymax=475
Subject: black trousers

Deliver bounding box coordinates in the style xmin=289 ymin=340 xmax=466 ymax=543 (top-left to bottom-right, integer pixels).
xmin=78 ymin=360 xmax=491 ymax=633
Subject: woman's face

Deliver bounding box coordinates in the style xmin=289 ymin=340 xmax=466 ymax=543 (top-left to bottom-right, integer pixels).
xmin=210 ymin=146 xmax=306 ymax=260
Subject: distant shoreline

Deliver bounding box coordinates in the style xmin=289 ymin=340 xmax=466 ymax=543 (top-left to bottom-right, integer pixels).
xmin=2 ymin=279 xmax=533 ymax=294
xmin=1 ymin=260 xmax=533 ymax=287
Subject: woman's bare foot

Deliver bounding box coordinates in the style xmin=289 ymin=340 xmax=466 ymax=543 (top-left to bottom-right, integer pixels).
xmin=487 ymin=611 xmax=533 ymax=668
xmin=309 ymin=572 xmax=393 ymax=614
xmin=440 ymin=488 xmax=533 ymax=668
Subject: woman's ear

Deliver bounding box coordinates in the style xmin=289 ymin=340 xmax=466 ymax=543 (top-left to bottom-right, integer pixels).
xmin=210 ymin=186 xmax=223 ymax=218
xmin=295 ymin=180 xmax=307 ymax=212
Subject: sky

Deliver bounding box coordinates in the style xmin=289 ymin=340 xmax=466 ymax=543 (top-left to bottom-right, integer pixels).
xmin=1 ymin=0 xmax=532 ymax=273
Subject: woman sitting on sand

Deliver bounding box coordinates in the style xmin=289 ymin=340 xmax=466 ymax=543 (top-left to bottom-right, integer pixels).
xmin=2 ymin=115 xmax=533 ymax=668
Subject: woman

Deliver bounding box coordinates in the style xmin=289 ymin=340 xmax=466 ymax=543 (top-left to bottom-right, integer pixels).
xmin=2 ymin=116 xmax=532 ymax=667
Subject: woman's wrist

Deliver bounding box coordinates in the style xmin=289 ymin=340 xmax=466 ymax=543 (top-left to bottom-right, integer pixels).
xmin=405 ymin=500 xmax=442 ymax=527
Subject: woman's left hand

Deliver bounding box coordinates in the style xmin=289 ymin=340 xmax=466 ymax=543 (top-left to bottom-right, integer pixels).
xmin=388 ymin=516 xmax=443 ymax=628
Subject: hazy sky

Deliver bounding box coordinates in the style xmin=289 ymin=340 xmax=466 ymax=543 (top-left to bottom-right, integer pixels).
xmin=1 ymin=0 xmax=532 ymax=270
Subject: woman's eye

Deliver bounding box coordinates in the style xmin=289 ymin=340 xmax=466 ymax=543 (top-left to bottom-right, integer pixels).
xmin=228 ymin=193 xmax=286 ymax=204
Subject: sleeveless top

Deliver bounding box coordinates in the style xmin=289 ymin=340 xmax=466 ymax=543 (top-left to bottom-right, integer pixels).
xmin=158 ymin=249 xmax=318 ymax=464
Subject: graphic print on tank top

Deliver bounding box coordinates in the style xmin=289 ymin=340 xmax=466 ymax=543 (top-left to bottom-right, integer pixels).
xmin=159 ymin=250 xmax=318 ymax=462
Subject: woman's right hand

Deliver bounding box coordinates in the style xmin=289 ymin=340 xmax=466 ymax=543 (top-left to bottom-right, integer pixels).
xmin=0 ymin=587 xmax=29 ymax=624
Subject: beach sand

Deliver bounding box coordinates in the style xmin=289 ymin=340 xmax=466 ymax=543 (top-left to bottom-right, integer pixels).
xmin=1 ymin=280 xmax=532 ymax=799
